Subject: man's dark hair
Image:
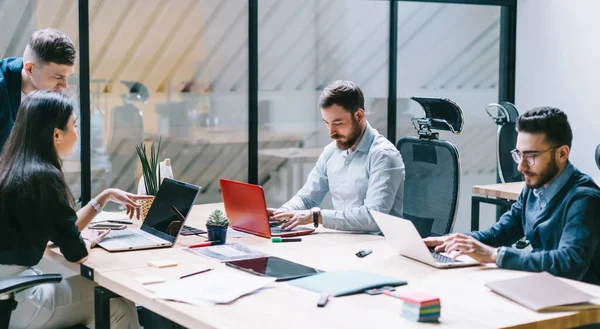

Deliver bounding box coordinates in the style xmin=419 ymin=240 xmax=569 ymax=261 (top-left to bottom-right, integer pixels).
xmin=318 ymin=80 xmax=364 ymax=114
xmin=516 ymin=107 xmax=573 ymax=148
xmin=23 ymin=28 xmax=75 ymax=66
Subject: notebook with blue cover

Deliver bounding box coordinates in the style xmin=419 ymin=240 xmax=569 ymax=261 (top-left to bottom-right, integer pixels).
xmin=289 ymin=270 xmax=407 ymax=296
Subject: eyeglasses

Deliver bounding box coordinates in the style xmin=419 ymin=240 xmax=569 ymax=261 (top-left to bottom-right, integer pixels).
xmin=511 ymin=147 xmax=556 ymax=166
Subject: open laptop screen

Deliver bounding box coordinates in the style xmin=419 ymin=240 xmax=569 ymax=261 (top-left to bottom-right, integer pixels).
xmin=141 ymin=178 xmax=200 ymax=243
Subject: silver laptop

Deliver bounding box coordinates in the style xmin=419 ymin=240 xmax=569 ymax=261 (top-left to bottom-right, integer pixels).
xmin=98 ymin=178 xmax=200 ymax=252
xmin=370 ymin=210 xmax=479 ymax=268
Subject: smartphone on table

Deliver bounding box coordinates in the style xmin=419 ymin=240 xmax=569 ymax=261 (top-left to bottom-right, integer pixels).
xmin=89 ymin=223 xmax=126 ymax=230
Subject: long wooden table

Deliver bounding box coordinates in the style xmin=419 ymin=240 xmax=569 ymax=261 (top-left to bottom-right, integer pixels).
xmin=45 ymin=203 xmax=600 ymax=329
xmin=470 ymin=176 xmax=600 ymax=231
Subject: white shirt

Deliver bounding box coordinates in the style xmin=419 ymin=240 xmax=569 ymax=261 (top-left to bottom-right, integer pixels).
xmin=281 ymin=122 xmax=405 ymax=232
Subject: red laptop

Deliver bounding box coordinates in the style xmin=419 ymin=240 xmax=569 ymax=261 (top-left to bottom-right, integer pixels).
xmin=220 ymin=179 xmax=315 ymax=238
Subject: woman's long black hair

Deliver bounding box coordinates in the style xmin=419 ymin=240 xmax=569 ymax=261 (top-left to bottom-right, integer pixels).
xmin=0 ymin=90 xmax=76 ymax=206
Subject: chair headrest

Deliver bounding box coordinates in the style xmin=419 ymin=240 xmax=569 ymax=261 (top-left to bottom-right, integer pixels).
xmin=121 ymin=81 xmax=149 ymax=104
xmin=486 ymin=102 xmax=519 ymax=125
xmin=596 ymin=143 xmax=600 ymax=170
xmin=410 ymin=97 xmax=464 ymax=134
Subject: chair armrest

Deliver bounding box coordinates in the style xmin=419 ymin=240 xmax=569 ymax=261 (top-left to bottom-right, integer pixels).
xmin=0 ymin=274 xmax=62 ymax=296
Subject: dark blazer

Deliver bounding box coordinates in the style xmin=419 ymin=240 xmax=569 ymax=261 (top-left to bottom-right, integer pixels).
xmin=469 ymin=169 xmax=600 ymax=285
xmin=0 ymin=57 xmax=23 ymax=151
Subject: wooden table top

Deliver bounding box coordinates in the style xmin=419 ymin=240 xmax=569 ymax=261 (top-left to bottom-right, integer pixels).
xmin=45 ymin=203 xmax=600 ymax=329
xmin=472 ymin=176 xmax=600 ymax=201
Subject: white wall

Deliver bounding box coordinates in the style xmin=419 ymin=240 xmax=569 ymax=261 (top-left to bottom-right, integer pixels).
xmin=516 ymin=0 xmax=600 ymax=174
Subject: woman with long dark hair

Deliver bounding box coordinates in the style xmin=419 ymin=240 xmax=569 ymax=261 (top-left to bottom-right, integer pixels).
xmin=0 ymin=90 xmax=150 ymax=329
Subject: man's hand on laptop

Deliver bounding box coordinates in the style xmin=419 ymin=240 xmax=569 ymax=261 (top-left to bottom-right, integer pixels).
xmin=425 ymin=233 xmax=497 ymax=263
xmin=423 ymin=235 xmax=450 ymax=250
xmin=272 ymin=209 xmax=312 ymax=230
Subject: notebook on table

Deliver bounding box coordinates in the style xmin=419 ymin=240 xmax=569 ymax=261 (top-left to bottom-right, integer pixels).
xmin=289 ymin=270 xmax=407 ymax=297
xmin=485 ymin=272 xmax=600 ymax=312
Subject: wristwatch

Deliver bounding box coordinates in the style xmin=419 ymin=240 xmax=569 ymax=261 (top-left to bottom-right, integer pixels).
xmin=88 ymin=198 xmax=103 ymax=214
xmin=310 ymin=207 xmax=321 ymax=228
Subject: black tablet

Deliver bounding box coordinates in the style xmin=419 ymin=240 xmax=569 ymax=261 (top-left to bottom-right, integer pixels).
xmin=225 ymin=256 xmax=322 ymax=281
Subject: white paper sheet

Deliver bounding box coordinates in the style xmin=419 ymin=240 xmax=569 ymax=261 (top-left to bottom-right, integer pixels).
xmin=146 ymin=270 xmax=275 ymax=306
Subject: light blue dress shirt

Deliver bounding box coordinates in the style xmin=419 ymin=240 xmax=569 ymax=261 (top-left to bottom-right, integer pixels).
xmin=281 ymin=122 xmax=405 ymax=232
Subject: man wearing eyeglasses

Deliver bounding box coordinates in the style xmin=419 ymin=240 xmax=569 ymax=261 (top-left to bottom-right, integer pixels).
xmin=425 ymin=107 xmax=600 ymax=284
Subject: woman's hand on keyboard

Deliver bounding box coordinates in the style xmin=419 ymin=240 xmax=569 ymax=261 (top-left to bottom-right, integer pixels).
xmin=82 ymin=229 xmax=111 ymax=248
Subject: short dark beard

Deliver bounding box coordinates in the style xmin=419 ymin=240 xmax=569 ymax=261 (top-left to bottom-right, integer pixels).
xmin=526 ymin=154 xmax=560 ymax=189
xmin=335 ymin=117 xmax=362 ymax=150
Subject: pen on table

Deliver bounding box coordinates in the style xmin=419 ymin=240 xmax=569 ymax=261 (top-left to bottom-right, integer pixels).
xmin=271 ymin=237 xmax=302 ymax=243
xmin=180 ymin=268 xmax=213 ymax=279
xmin=317 ymin=292 xmax=330 ymax=307
xmin=187 ymin=241 xmax=221 ymax=248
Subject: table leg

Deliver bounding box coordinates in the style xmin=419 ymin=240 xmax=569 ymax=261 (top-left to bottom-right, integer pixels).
xmin=471 ymin=196 xmax=481 ymax=232
xmin=95 ymin=286 xmax=119 ymax=329
xmin=471 ymin=196 xmax=516 ymax=232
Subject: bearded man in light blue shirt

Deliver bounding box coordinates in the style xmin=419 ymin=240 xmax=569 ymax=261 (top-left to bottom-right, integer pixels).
xmin=270 ymin=80 xmax=405 ymax=233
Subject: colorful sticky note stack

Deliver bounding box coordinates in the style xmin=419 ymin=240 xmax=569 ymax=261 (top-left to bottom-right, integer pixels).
xmin=399 ymin=292 xmax=441 ymax=322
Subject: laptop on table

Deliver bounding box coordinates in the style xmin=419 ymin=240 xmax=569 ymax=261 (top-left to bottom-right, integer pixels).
xmin=370 ymin=210 xmax=479 ymax=268
xmin=220 ymin=179 xmax=315 ymax=238
xmin=98 ymin=178 xmax=200 ymax=252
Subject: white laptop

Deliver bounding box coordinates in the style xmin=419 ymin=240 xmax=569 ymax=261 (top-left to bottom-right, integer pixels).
xmin=370 ymin=210 xmax=479 ymax=268
xmin=98 ymin=178 xmax=200 ymax=252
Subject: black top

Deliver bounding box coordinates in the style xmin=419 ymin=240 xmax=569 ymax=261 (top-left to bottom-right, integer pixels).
xmin=0 ymin=172 xmax=87 ymax=266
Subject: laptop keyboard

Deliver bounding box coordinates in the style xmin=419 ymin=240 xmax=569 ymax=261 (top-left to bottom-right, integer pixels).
xmin=431 ymin=252 xmax=461 ymax=263
xmin=101 ymin=229 xmax=167 ymax=248
xmin=271 ymin=226 xmax=310 ymax=234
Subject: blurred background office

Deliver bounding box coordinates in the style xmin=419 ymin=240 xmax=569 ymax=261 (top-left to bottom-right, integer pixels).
xmin=2 ymin=0 xmax=522 ymax=233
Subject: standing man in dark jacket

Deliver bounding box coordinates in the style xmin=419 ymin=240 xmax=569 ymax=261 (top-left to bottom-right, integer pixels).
xmin=425 ymin=107 xmax=600 ymax=285
xmin=0 ymin=28 xmax=75 ymax=150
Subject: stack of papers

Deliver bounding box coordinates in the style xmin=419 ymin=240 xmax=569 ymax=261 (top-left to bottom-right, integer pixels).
xmin=146 ymin=270 xmax=275 ymax=306
xmin=185 ymin=243 xmax=269 ymax=262
xmin=399 ymin=292 xmax=440 ymax=322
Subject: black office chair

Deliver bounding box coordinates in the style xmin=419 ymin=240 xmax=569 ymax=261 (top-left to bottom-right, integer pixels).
xmin=0 ymin=274 xmax=62 ymax=329
xmin=486 ymin=102 xmax=522 ymax=183
xmin=1 ymin=274 xmax=94 ymax=329
xmin=595 ymin=142 xmax=600 ymax=170
xmin=396 ymin=97 xmax=463 ymax=237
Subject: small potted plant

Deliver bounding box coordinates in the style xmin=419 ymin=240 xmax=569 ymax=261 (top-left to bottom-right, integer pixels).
xmin=135 ymin=137 xmax=162 ymax=220
xmin=206 ymin=209 xmax=229 ymax=244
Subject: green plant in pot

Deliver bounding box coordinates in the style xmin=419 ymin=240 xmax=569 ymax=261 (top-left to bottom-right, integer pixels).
xmin=135 ymin=137 xmax=162 ymax=220
xmin=206 ymin=209 xmax=229 ymax=244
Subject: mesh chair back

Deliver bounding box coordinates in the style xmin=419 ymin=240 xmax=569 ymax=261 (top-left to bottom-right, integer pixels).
xmin=497 ymin=122 xmax=522 ymax=183
xmin=596 ymin=143 xmax=600 ymax=170
xmin=397 ymin=137 xmax=460 ymax=237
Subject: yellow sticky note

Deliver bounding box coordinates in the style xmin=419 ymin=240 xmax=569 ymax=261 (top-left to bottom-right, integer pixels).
xmin=146 ymin=259 xmax=178 ymax=268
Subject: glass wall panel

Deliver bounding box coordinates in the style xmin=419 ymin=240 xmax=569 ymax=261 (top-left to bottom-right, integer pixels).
xmin=258 ymin=0 xmax=390 ymax=207
xmin=87 ymin=0 xmax=248 ymax=208
xmin=396 ymin=2 xmax=501 ymax=232
xmin=0 ymin=0 xmax=81 ymax=203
